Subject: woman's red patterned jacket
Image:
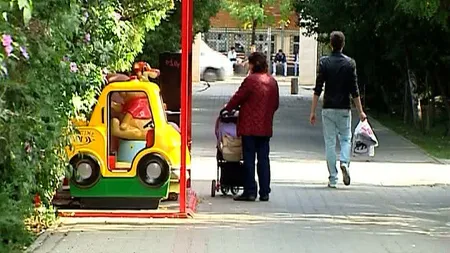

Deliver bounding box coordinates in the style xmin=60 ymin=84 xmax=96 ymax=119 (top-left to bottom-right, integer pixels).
xmin=224 ymin=73 xmax=279 ymax=137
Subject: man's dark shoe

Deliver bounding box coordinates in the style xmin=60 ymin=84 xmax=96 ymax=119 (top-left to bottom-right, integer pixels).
xmin=234 ymin=194 xmax=256 ymax=201
xmin=259 ymin=195 xmax=269 ymax=202
xmin=340 ymin=163 xmax=351 ymax=186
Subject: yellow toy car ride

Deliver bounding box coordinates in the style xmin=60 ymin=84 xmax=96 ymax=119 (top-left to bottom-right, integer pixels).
xmin=66 ymin=70 xmax=190 ymax=209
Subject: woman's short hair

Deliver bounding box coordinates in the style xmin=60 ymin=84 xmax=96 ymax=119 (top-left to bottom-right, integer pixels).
xmin=248 ymin=52 xmax=268 ymax=73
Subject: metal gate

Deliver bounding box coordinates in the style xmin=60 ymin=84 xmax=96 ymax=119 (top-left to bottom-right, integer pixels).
xmin=203 ymin=27 xmax=308 ymax=76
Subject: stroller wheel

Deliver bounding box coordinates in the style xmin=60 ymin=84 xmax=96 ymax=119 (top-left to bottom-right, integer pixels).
xmin=230 ymin=186 xmax=240 ymax=196
xmin=220 ymin=186 xmax=230 ymax=195
xmin=211 ymin=180 xmax=216 ymax=197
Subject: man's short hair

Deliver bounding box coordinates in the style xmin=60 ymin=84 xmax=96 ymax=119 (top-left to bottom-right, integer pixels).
xmin=330 ymin=31 xmax=345 ymax=50
xmin=248 ymin=52 xmax=268 ymax=73
xmin=278 ymin=49 xmax=283 ymax=53
xmin=230 ymin=47 xmax=235 ymax=50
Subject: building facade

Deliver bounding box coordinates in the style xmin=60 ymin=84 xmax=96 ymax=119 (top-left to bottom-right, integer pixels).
xmin=203 ymin=7 xmax=318 ymax=85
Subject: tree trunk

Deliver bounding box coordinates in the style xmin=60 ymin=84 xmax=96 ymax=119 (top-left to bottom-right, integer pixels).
xmin=251 ymin=0 xmax=263 ymax=46
xmin=435 ymin=71 xmax=450 ymax=137
xmin=251 ymin=19 xmax=257 ymax=45
xmin=403 ymin=78 xmax=410 ymax=123
xmin=405 ymin=53 xmax=421 ymax=127
xmin=379 ymin=85 xmax=392 ymax=114
xmin=424 ymin=72 xmax=431 ymax=133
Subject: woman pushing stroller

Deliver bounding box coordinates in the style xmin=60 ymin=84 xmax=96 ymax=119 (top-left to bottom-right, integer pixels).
xmin=222 ymin=52 xmax=279 ymax=202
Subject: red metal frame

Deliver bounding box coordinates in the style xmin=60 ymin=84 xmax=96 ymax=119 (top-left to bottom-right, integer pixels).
xmin=56 ymin=0 xmax=195 ymax=219
xmin=57 ymin=189 xmax=198 ymax=218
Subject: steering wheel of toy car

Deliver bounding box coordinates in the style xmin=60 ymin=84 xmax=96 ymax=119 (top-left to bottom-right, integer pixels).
xmin=144 ymin=120 xmax=154 ymax=129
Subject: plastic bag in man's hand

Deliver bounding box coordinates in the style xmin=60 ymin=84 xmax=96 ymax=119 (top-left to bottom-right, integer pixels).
xmin=354 ymin=119 xmax=378 ymax=146
xmin=352 ymin=119 xmax=379 ymax=157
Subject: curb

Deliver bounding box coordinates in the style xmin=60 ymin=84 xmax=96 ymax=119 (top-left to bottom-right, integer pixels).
xmin=25 ymin=222 xmax=61 ymax=253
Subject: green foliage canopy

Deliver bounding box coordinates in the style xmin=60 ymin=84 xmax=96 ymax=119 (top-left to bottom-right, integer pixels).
xmin=0 ymin=0 xmax=174 ymax=251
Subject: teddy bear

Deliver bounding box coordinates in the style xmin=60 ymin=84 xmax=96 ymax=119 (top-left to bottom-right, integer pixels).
xmin=108 ymin=62 xmax=160 ymax=140
xmin=110 ymin=91 xmax=152 ymax=140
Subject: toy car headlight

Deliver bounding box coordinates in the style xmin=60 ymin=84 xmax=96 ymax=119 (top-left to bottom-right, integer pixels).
xmin=137 ymin=153 xmax=170 ymax=188
xmin=70 ymin=156 xmax=100 ymax=188
xmin=76 ymin=162 xmax=93 ymax=181
xmin=144 ymin=162 xmax=163 ymax=184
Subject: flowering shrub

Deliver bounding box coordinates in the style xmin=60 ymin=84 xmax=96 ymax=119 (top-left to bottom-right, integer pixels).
xmin=0 ymin=0 xmax=173 ymax=251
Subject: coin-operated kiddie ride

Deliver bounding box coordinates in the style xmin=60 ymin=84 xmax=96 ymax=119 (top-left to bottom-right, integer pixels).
xmin=63 ymin=62 xmax=190 ymax=209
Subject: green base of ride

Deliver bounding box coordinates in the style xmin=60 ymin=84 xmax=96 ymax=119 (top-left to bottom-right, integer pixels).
xmin=70 ymin=176 xmax=170 ymax=198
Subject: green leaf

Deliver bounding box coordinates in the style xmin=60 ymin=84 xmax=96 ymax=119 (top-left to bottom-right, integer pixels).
xmin=23 ymin=6 xmax=32 ymax=24
xmin=18 ymin=0 xmax=29 ymax=10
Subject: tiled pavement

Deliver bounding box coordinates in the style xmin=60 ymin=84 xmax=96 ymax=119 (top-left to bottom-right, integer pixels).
xmin=191 ymin=82 xmax=438 ymax=163
xmin=28 ymin=82 xmax=450 ymax=253
xmin=31 ymin=182 xmax=450 ymax=253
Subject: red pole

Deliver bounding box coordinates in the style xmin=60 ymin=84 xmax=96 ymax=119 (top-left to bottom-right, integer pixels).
xmin=179 ymin=0 xmax=192 ymax=213
xmin=187 ymin=0 xmax=193 ymax=152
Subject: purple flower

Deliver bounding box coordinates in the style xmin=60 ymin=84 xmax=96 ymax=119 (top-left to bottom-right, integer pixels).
xmin=20 ymin=46 xmax=29 ymax=59
xmin=84 ymin=33 xmax=91 ymax=42
xmin=4 ymin=45 xmax=13 ymax=56
xmin=113 ymin=12 xmax=122 ymax=21
xmin=2 ymin=34 xmax=12 ymax=47
xmin=70 ymin=62 xmax=78 ymax=73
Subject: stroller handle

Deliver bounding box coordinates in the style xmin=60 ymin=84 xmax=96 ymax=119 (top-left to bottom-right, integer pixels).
xmin=220 ymin=106 xmax=240 ymax=116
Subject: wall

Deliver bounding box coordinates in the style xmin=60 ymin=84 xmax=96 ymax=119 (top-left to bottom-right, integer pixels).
xmin=209 ymin=8 xmax=300 ymax=31
xmin=298 ymin=29 xmax=317 ymax=85
xmin=191 ymin=33 xmax=201 ymax=83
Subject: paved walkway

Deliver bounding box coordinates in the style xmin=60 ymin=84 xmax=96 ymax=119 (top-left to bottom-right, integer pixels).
xmin=28 ymin=82 xmax=450 ymax=253
xmin=191 ymin=83 xmax=449 ymax=186
xmin=30 ymin=182 xmax=450 ymax=253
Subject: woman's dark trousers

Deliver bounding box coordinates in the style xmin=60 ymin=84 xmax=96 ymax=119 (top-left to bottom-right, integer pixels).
xmin=241 ymin=135 xmax=271 ymax=198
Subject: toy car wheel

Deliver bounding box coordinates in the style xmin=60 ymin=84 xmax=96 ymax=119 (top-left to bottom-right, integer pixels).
xmin=220 ymin=186 xmax=230 ymax=195
xmin=70 ymin=156 xmax=100 ymax=188
xmin=230 ymin=186 xmax=240 ymax=196
xmin=137 ymin=153 xmax=170 ymax=188
xmin=211 ymin=180 xmax=216 ymax=197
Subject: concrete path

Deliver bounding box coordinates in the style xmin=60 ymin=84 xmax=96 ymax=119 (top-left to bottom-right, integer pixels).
xmin=30 ymin=182 xmax=450 ymax=253
xmin=191 ymin=82 xmax=449 ymax=186
xmin=27 ymin=82 xmax=450 ymax=253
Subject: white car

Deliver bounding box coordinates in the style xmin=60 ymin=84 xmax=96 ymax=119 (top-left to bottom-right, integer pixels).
xmin=199 ymin=40 xmax=233 ymax=82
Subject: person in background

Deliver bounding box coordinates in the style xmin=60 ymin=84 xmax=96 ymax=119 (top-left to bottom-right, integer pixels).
xmin=272 ymin=49 xmax=287 ymax=77
xmin=309 ymin=31 xmax=367 ymax=188
xmin=224 ymin=52 xmax=279 ymax=202
xmin=227 ymin=47 xmax=237 ymax=65
xmin=293 ymin=48 xmax=299 ymax=76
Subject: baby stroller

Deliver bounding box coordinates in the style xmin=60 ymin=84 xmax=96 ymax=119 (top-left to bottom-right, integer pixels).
xmin=211 ymin=108 xmax=245 ymax=197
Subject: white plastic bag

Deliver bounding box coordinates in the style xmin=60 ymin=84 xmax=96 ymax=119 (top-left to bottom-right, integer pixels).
xmin=352 ymin=119 xmax=379 ymax=157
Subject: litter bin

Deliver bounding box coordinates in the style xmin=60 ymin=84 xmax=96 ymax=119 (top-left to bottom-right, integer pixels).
xmin=291 ymin=77 xmax=299 ymax=94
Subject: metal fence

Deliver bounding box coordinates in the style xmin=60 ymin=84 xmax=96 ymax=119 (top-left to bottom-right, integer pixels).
xmin=203 ymin=27 xmax=315 ymax=77
xmin=203 ymin=27 xmax=301 ymax=56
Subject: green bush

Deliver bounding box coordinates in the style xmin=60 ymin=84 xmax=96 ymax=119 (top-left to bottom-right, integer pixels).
xmin=0 ymin=0 xmax=173 ymax=251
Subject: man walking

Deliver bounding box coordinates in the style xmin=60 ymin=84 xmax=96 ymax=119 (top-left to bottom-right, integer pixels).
xmin=309 ymin=31 xmax=366 ymax=188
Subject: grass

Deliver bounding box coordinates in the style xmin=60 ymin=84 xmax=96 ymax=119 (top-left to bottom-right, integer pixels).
xmin=374 ymin=114 xmax=450 ymax=160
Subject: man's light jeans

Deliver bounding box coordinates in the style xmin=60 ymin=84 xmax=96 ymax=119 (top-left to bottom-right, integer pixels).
xmin=272 ymin=62 xmax=287 ymax=76
xmin=322 ymin=109 xmax=352 ymax=184
xmin=294 ymin=62 xmax=299 ymax=76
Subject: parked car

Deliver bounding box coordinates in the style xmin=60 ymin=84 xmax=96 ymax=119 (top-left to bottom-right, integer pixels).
xmin=199 ymin=40 xmax=233 ymax=82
